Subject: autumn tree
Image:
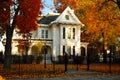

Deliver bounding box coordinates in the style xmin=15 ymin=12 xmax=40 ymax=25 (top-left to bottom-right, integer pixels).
xmin=80 ymin=0 xmax=120 ymax=62
xmin=54 ymin=0 xmax=80 ymax=13
xmin=55 ymin=0 xmax=120 ymax=43
xmin=0 ymin=0 xmax=43 ymax=68
xmin=55 ymin=0 xmax=120 ymax=62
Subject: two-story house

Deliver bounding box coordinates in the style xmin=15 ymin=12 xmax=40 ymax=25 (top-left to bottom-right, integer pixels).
xmin=2 ymin=7 xmax=84 ymax=62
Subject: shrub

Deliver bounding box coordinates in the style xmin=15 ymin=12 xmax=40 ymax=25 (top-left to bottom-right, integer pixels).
xmin=73 ymin=56 xmax=85 ymax=64
xmin=12 ymin=55 xmax=20 ymax=64
xmin=36 ymin=56 xmax=43 ymax=64
xmin=58 ymin=55 xmax=64 ymax=63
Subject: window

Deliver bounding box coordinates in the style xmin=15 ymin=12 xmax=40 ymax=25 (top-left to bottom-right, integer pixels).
xmin=65 ymin=15 xmax=69 ymax=20
xmin=41 ymin=29 xmax=48 ymax=39
xmin=67 ymin=46 xmax=71 ymax=56
xmin=67 ymin=28 xmax=71 ymax=39
xmin=63 ymin=27 xmax=66 ymax=39
xmin=73 ymin=28 xmax=75 ymax=39
xmin=45 ymin=30 xmax=48 ymax=38
xmin=41 ymin=30 xmax=44 ymax=38
xmin=73 ymin=46 xmax=75 ymax=56
xmin=63 ymin=45 xmax=65 ymax=55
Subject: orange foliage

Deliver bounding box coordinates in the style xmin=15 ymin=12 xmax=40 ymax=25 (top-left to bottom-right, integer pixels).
xmin=83 ymin=0 xmax=120 ymax=45
xmin=57 ymin=0 xmax=120 ymax=45
xmin=56 ymin=0 xmax=80 ymax=13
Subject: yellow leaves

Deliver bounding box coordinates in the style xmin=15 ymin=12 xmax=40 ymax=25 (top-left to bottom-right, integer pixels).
xmin=79 ymin=0 xmax=120 ymax=44
xmin=31 ymin=42 xmax=43 ymax=54
xmin=58 ymin=0 xmax=120 ymax=44
xmin=0 ymin=76 xmax=5 ymax=80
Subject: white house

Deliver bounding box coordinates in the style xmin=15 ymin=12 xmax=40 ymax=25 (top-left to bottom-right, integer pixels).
xmin=2 ymin=7 xmax=85 ymax=62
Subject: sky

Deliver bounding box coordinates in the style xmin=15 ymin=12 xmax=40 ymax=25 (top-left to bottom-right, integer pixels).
xmin=41 ymin=0 xmax=54 ymax=15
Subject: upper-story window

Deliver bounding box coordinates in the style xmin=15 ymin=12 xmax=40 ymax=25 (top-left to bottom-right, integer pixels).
xmin=67 ymin=28 xmax=71 ymax=39
xmin=45 ymin=30 xmax=48 ymax=38
xmin=41 ymin=29 xmax=48 ymax=39
xmin=65 ymin=15 xmax=69 ymax=20
xmin=73 ymin=28 xmax=75 ymax=39
xmin=63 ymin=27 xmax=75 ymax=39
xmin=41 ymin=30 xmax=44 ymax=38
xmin=63 ymin=27 xmax=66 ymax=39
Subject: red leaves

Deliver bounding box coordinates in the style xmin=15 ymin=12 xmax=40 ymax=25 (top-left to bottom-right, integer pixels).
xmin=15 ymin=0 xmax=43 ymax=33
xmin=56 ymin=0 xmax=79 ymax=13
xmin=0 ymin=0 xmax=43 ymax=33
xmin=0 ymin=0 xmax=12 ymax=29
xmin=17 ymin=39 xmax=31 ymax=53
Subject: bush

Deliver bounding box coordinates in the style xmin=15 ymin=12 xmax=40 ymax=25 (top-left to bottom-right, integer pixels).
xmin=28 ymin=55 xmax=34 ymax=63
xmin=58 ymin=55 xmax=64 ymax=63
xmin=22 ymin=55 xmax=35 ymax=64
xmin=73 ymin=56 xmax=85 ymax=64
xmin=58 ymin=55 xmax=85 ymax=64
xmin=12 ymin=55 xmax=20 ymax=64
xmin=36 ymin=56 xmax=43 ymax=64
xmin=114 ymin=57 xmax=120 ymax=63
xmin=12 ymin=55 xmax=35 ymax=64
xmin=91 ymin=54 xmax=99 ymax=63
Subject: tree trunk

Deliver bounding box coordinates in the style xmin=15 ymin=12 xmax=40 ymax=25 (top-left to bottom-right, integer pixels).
xmin=3 ymin=5 xmax=19 ymax=68
xmin=4 ymin=26 xmax=14 ymax=69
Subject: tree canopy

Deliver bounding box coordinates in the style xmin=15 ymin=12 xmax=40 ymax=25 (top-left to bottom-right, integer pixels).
xmin=0 ymin=0 xmax=43 ymax=68
xmin=55 ymin=0 xmax=120 ymax=48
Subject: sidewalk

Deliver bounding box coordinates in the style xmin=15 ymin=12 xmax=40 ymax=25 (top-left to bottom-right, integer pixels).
xmin=8 ymin=69 xmax=120 ymax=80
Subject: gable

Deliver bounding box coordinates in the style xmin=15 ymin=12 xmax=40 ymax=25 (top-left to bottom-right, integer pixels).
xmin=53 ymin=6 xmax=84 ymax=26
xmin=38 ymin=6 xmax=84 ymax=26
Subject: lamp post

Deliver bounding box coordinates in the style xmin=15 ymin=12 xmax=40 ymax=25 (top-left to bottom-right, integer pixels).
xmin=87 ymin=45 xmax=91 ymax=71
xmin=64 ymin=52 xmax=68 ymax=72
xmin=44 ymin=43 xmax=47 ymax=68
xmin=76 ymin=54 xmax=79 ymax=71
xmin=51 ymin=54 xmax=55 ymax=73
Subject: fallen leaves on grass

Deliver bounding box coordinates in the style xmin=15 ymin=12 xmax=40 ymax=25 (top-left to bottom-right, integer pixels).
xmin=0 ymin=75 xmax=5 ymax=80
xmin=0 ymin=64 xmax=120 ymax=79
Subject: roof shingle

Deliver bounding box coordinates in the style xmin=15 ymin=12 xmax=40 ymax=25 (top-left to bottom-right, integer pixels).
xmin=38 ymin=15 xmax=59 ymax=25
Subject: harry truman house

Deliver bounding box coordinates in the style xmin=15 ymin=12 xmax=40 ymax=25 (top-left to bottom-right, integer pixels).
xmin=4 ymin=6 xmax=85 ymax=62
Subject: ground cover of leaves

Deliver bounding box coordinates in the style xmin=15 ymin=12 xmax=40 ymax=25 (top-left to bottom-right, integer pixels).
xmin=0 ymin=64 xmax=120 ymax=79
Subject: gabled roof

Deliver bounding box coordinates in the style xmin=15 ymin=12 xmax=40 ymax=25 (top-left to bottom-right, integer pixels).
xmin=38 ymin=14 xmax=59 ymax=25
xmin=38 ymin=6 xmax=84 ymax=26
xmin=53 ymin=6 xmax=84 ymax=26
